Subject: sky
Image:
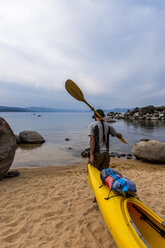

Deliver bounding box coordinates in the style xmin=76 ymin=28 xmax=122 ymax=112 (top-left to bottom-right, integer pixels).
xmin=0 ymin=0 xmax=165 ymax=110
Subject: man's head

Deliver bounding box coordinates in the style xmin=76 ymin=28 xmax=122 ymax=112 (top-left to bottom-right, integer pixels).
xmin=92 ymin=109 xmax=105 ymax=120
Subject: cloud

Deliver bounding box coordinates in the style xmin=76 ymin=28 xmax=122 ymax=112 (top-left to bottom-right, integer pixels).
xmin=0 ymin=0 xmax=165 ymax=107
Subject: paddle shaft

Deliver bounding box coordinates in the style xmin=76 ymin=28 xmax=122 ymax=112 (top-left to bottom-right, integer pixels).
xmin=83 ymin=99 xmax=102 ymax=119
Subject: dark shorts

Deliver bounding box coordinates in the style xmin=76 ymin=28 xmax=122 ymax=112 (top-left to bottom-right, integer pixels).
xmin=94 ymin=152 xmax=110 ymax=171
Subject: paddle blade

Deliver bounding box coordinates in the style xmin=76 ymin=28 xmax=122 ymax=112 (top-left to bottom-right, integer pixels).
xmin=65 ymin=79 xmax=85 ymax=102
xmin=119 ymin=137 xmax=129 ymax=145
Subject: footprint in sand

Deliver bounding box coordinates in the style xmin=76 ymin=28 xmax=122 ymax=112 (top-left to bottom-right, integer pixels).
xmin=161 ymin=209 xmax=165 ymax=216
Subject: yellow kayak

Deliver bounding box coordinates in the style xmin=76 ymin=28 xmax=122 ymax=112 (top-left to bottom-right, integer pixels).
xmin=88 ymin=163 xmax=165 ymax=248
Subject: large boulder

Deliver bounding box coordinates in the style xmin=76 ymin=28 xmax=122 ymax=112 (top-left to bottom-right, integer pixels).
xmin=140 ymin=105 xmax=155 ymax=115
xmin=19 ymin=131 xmax=45 ymax=144
xmin=0 ymin=118 xmax=17 ymax=179
xmin=132 ymin=140 xmax=165 ymax=163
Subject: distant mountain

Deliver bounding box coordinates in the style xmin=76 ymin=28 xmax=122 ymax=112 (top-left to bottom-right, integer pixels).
xmin=0 ymin=106 xmax=133 ymax=113
xmin=104 ymin=108 xmax=133 ymax=113
xmin=0 ymin=106 xmax=89 ymax=112
xmin=0 ymin=106 xmax=29 ymax=112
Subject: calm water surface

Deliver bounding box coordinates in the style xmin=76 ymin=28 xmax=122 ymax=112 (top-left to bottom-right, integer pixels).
xmin=1 ymin=112 xmax=165 ymax=168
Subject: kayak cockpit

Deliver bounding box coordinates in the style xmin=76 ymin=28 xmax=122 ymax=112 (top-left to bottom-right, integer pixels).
xmin=125 ymin=200 xmax=165 ymax=248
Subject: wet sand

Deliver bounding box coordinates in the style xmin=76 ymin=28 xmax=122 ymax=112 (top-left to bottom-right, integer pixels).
xmin=0 ymin=158 xmax=165 ymax=248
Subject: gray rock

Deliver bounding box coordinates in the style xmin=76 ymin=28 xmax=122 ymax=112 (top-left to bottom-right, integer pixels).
xmin=103 ymin=116 xmax=116 ymax=123
xmin=140 ymin=116 xmax=146 ymax=120
xmin=19 ymin=131 xmax=45 ymax=144
xmin=119 ymin=153 xmax=126 ymax=157
xmin=117 ymin=155 xmax=121 ymax=158
xmin=107 ymin=112 xmax=114 ymax=116
xmin=81 ymin=148 xmax=90 ymax=158
xmin=110 ymin=154 xmax=116 ymax=158
xmin=151 ymin=116 xmax=158 ymax=120
xmin=127 ymin=153 xmax=133 ymax=157
xmin=115 ymin=114 xmax=119 ymax=119
xmin=125 ymin=110 xmax=131 ymax=115
xmin=132 ymin=140 xmax=165 ymax=163
xmin=140 ymin=138 xmax=149 ymax=142
xmin=131 ymin=107 xmax=139 ymax=115
xmin=133 ymin=112 xmax=139 ymax=118
xmin=155 ymin=106 xmax=165 ymax=112
xmin=110 ymin=152 xmax=119 ymax=157
xmin=118 ymin=114 xmax=125 ymax=119
xmin=117 ymin=153 xmax=126 ymax=158
xmin=15 ymin=134 xmax=21 ymax=144
xmin=0 ymin=118 xmax=17 ymax=179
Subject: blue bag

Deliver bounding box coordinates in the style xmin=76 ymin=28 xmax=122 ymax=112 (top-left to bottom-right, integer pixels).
xmin=100 ymin=168 xmax=122 ymax=184
xmin=101 ymin=168 xmax=137 ymax=197
xmin=111 ymin=176 xmax=137 ymax=196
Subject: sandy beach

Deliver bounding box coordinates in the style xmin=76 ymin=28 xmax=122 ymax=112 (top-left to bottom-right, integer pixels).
xmin=0 ymin=158 xmax=165 ymax=248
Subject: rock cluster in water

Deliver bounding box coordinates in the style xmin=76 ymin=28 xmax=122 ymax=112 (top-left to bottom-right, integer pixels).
xmin=107 ymin=105 xmax=165 ymax=121
xmin=81 ymin=148 xmax=133 ymax=159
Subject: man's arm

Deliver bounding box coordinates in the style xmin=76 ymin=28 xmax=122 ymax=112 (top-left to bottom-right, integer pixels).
xmin=89 ymin=135 xmax=95 ymax=163
xmin=109 ymin=125 xmax=122 ymax=139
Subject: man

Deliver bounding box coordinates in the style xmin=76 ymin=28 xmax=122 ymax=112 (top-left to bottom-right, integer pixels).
xmin=88 ymin=109 xmax=122 ymax=171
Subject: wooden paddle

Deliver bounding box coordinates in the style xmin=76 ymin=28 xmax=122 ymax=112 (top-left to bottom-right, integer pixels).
xmin=65 ymin=79 xmax=128 ymax=144
xmin=65 ymin=79 xmax=102 ymax=118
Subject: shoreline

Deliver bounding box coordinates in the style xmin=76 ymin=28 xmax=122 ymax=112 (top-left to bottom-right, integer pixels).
xmin=11 ymin=162 xmax=88 ymax=170
xmin=11 ymin=156 xmax=165 ymax=170
xmin=1 ymin=158 xmax=165 ymax=248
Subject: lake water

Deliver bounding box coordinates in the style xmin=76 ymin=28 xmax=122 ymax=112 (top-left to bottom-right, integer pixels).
xmin=1 ymin=112 xmax=165 ymax=168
